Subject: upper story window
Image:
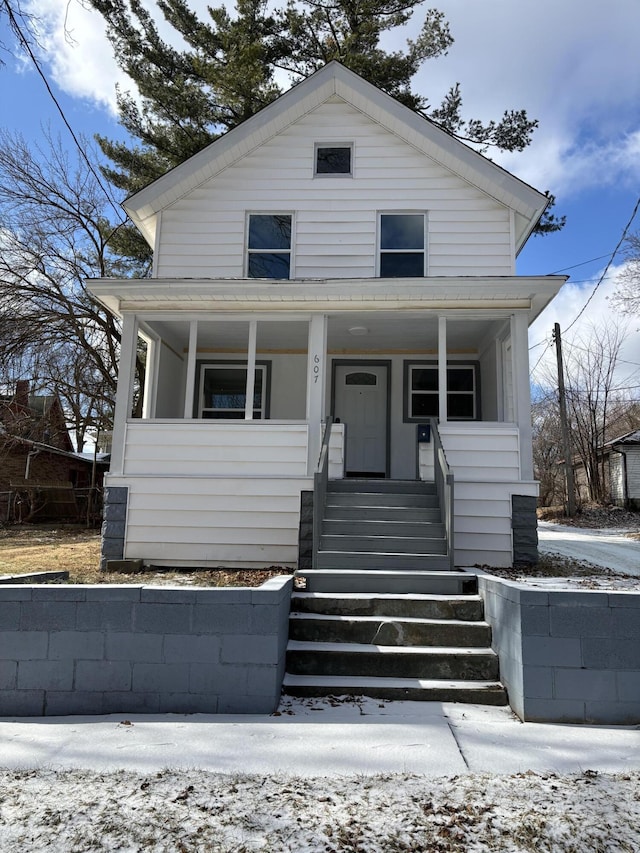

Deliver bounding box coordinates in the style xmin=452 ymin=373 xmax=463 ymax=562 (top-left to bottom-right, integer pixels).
xmin=247 ymin=213 xmax=292 ymax=278
xmin=315 ymin=144 xmax=352 ymax=176
xmin=379 ymin=213 xmax=426 ymax=277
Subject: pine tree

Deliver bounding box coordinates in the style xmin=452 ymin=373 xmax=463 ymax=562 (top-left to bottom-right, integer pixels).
xmin=90 ymin=0 xmax=562 ymax=241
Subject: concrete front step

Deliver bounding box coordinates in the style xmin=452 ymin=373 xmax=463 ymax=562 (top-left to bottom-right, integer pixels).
xmin=292 ymin=592 xmax=485 ymax=621
xmin=286 ymin=641 xmax=500 ymax=680
xmin=322 ymin=520 xmax=446 ymax=538
xmin=289 ymin=613 xmax=492 ymax=647
xmin=282 ymin=674 xmax=508 ymax=705
xmin=294 ymin=570 xmax=477 ymax=594
xmin=316 ymin=551 xmax=451 ymax=570
xmin=329 ymin=479 xmax=437 ymax=495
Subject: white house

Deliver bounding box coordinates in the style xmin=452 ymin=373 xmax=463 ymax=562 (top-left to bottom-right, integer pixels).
xmin=88 ymin=61 xmax=565 ymax=571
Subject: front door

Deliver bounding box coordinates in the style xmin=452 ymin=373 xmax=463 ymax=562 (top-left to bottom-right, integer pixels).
xmin=333 ymin=363 xmax=389 ymax=477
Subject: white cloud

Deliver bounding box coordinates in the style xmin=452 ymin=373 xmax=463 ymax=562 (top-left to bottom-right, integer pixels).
xmin=23 ymin=0 xmax=127 ymax=113
xmin=22 ymin=0 xmax=640 ymax=202
xmin=23 ymin=0 xmax=218 ymax=113
xmin=497 ymin=130 xmax=640 ymax=198
xmin=408 ymin=0 xmax=640 ymax=196
xmin=529 ymin=263 xmax=640 ymax=390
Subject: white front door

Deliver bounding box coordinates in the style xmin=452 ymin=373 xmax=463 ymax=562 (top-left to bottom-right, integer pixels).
xmin=334 ymin=364 xmax=388 ymax=476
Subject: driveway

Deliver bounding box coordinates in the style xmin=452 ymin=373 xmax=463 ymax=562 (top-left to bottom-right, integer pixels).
xmin=538 ymin=520 xmax=640 ymax=576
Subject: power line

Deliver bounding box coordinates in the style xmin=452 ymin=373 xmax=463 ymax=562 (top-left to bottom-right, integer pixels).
xmin=563 ymin=195 xmax=640 ymax=334
xmin=548 ymin=253 xmax=614 ymax=275
xmin=530 ymin=339 xmax=554 ymax=374
xmin=3 ymin=2 xmax=127 ymax=228
xmin=529 ymin=336 xmax=549 ymax=351
xmin=561 ymin=337 xmax=640 ymax=370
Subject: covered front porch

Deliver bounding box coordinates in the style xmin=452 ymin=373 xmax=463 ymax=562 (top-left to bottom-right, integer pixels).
xmin=113 ymin=307 xmax=534 ymax=473
xmin=101 ymin=301 xmax=538 ymax=569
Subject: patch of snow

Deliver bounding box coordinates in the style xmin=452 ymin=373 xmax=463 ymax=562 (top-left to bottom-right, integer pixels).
xmin=538 ymin=521 xmax=640 ymax=577
xmin=1 ymin=697 xmax=639 ymax=850
xmin=0 ymin=766 xmax=638 ymax=851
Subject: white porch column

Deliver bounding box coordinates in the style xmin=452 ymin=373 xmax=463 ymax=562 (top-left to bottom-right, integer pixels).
xmin=306 ymin=314 xmax=328 ymax=473
xmin=244 ymin=320 xmax=258 ymax=420
xmin=140 ymin=331 xmax=159 ymax=420
xmin=183 ymin=321 xmax=198 ymax=419
xmin=511 ymin=312 xmax=534 ymax=479
xmin=110 ymin=313 xmax=138 ymax=475
xmin=438 ymin=316 xmax=448 ymax=423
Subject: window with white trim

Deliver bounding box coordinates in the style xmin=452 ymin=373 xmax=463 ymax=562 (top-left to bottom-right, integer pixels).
xmin=315 ymin=144 xmax=352 ymax=176
xmin=247 ymin=214 xmax=292 ymax=278
xmin=379 ymin=213 xmax=426 ymax=277
xmin=404 ymin=362 xmax=478 ymax=421
xmin=199 ymin=363 xmax=269 ymax=419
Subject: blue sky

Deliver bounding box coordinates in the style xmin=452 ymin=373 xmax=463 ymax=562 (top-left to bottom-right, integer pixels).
xmin=1 ymin=0 xmax=640 ymax=386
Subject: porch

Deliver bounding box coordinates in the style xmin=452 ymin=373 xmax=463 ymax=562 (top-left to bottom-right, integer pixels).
xmin=103 ymin=303 xmax=538 ymax=569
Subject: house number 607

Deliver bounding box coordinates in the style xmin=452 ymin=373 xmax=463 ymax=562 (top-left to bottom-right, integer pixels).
xmin=313 ymin=354 xmax=321 ymax=383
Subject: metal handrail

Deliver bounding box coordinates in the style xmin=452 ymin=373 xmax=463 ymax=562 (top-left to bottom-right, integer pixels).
xmin=312 ymin=416 xmax=334 ymax=569
xmin=430 ymin=418 xmax=455 ymax=570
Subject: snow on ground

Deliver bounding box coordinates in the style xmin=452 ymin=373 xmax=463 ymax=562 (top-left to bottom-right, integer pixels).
xmin=1 ymin=766 xmax=638 ymax=852
xmin=1 ymin=698 xmax=639 ymax=851
xmin=537 ymin=521 xmax=640 ymax=577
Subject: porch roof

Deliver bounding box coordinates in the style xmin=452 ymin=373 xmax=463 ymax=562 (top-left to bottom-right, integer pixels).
xmin=87 ymin=275 xmax=566 ymax=325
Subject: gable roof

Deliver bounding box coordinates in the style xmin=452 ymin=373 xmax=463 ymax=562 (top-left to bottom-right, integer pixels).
xmin=608 ymin=429 xmax=640 ymax=447
xmin=124 ymin=61 xmax=549 ymax=253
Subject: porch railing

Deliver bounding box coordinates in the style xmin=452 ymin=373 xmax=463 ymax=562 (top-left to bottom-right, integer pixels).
xmin=430 ymin=418 xmax=455 ymax=570
xmin=312 ymin=416 xmax=333 ymax=569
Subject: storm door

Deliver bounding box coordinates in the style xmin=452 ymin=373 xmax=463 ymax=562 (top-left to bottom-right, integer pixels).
xmin=333 ymin=363 xmax=389 ymax=477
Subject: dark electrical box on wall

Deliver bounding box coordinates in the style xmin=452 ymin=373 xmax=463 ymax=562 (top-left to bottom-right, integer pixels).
xmin=417 ymin=423 xmax=431 ymax=443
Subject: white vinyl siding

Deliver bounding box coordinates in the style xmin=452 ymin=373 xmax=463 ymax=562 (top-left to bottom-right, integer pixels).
xmin=417 ymin=423 xmax=531 ymax=566
xmin=122 ymin=421 xmax=308 ymax=477
xmin=114 ymin=421 xmax=311 ymax=566
xmin=156 ymin=100 xmax=513 ymax=279
xmin=453 ymin=480 xmax=538 ymax=568
xmin=439 ymin=422 xmax=521 ymax=481
xmin=113 ymin=474 xmax=308 ymax=567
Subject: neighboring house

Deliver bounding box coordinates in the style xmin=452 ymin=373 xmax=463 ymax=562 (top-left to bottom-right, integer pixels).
xmin=0 ymin=381 xmax=107 ymax=521
xmin=88 ymin=62 xmax=565 ymax=570
xmin=609 ymin=431 xmax=640 ymax=509
xmin=574 ymin=430 xmax=640 ymax=510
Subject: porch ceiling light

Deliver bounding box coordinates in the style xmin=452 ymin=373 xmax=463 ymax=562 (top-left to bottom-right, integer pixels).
xmin=348 ymin=326 xmax=369 ymax=336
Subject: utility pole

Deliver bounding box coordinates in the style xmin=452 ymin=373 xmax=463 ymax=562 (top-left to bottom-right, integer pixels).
xmin=553 ymin=323 xmax=576 ymax=516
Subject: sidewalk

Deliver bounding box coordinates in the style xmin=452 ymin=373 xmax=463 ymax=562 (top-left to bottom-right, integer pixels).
xmin=1 ymin=697 xmax=637 ymax=776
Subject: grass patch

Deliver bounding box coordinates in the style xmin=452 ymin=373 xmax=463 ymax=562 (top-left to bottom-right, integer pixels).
xmin=0 ymin=524 xmax=289 ymax=586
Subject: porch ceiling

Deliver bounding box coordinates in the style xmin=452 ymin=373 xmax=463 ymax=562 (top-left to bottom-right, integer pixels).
xmin=145 ymin=314 xmax=504 ymax=353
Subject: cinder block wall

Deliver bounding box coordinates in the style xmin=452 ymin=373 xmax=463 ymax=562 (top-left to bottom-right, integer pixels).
xmin=478 ymin=573 xmax=640 ymax=724
xmin=0 ymin=577 xmax=292 ymax=716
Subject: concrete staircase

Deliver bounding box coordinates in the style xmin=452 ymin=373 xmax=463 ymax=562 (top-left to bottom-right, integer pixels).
xmin=283 ymin=570 xmax=507 ymax=704
xmin=317 ymin=479 xmax=450 ymax=570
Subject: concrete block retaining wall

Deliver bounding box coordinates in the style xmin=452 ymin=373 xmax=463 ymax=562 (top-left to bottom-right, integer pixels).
xmin=478 ymin=573 xmax=640 ymax=724
xmin=0 ymin=577 xmax=292 ymax=716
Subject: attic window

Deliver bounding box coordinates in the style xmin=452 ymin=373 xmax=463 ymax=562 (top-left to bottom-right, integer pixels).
xmin=315 ymin=144 xmax=352 ymax=176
